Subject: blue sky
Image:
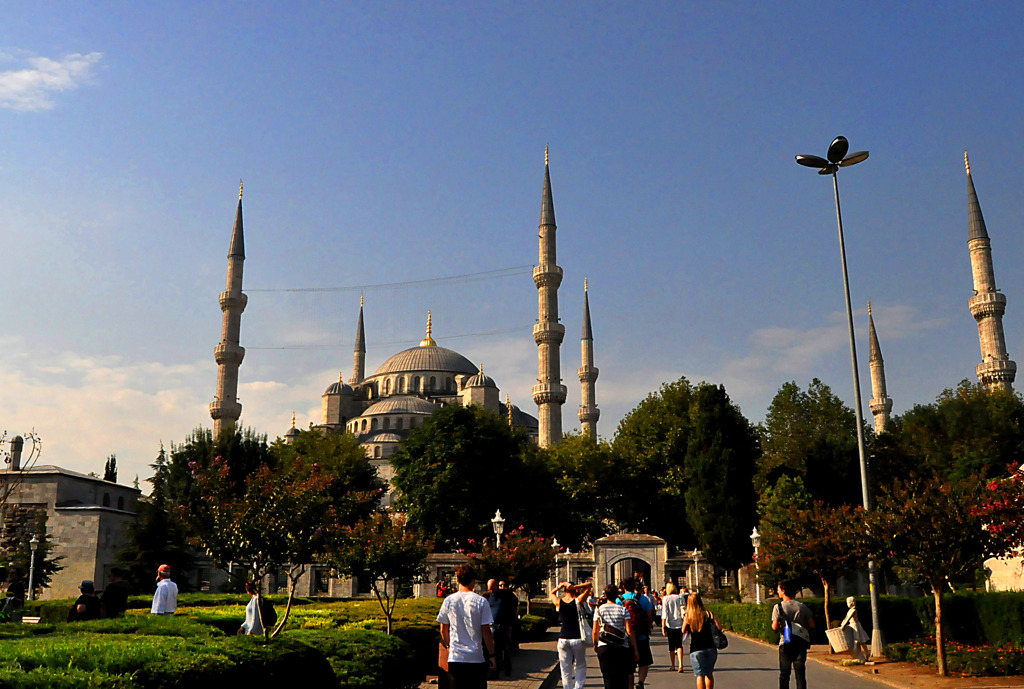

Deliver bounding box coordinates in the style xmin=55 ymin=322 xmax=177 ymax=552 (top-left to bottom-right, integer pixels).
xmin=1 ymin=2 xmax=1023 ymax=485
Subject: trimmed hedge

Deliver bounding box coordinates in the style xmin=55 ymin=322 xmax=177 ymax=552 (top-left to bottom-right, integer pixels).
xmin=285 ymin=628 xmax=418 ymax=689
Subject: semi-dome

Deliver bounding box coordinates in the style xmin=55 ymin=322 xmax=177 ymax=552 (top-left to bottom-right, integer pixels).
xmin=372 ymin=345 xmax=477 ymax=377
xmin=364 ymin=432 xmax=403 ymax=444
xmin=362 ymin=395 xmax=439 ymax=416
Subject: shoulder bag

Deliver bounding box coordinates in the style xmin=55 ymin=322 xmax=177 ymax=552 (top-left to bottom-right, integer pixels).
xmin=709 ymin=613 xmax=728 ymax=649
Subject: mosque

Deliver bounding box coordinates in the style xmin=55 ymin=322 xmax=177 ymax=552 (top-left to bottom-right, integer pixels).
xmin=209 ymin=150 xmax=601 ymax=473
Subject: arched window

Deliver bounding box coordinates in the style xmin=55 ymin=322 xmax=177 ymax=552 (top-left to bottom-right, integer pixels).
xmin=446 ymin=377 xmax=453 ymax=392
xmin=374 ymin=446 xmax=382 ymax=458
xmin=371 ymin=418 xmax=378 ymax=430
xmin=117 ymin=496 xmax=125 ymax=510
xmin=384 ymin=379 xmax=391 ymax=395
xmin=409 ymin=417 xmax=417 ymax=428
xmin=429 ymin=376 xmax=436 ymax=391
xmin=361 ymin=419 xmax=367 ymax=432
xmin=396 ymin=417 xmax=404 ymax=430
xmin=102 ymin=493 xmax=110 ymax=507
xmin=398 ymin=378 xmax=405 ymax=393
xmin=383 ymin=418 xmax=391 ymax=430
xmin=413 ymin=376 xmax=420 ymax=392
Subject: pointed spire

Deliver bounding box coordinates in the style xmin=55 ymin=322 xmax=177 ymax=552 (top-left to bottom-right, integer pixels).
xmin=229 ymin=182 xmax=245 ymax=259
xmin=582 ymin=279 xmax=593 ymax=340
xmin=290 ymin=412 xmax=296 ymax=429
xmin=966 ymin=152 xmax=989 ymax=241
xmin=540 ymin=147 xmax=556 ymax=227
xmin=420 ymin=310 xmax=437 ymax=347
xmin=354 ymin=296 xmax=366 ymax=353
xmin=506 ymin=393 xmax=513 ymax=426
xmin=868 ymin=301 xmax=883 ymax=363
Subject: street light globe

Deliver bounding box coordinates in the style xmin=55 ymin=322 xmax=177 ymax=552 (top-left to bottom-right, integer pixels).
xmin=29 ymin=535 xmax=39 ymax=552
xmin=491 ymin=509 xmax=504 ymax=537
xmin=750 ymin=527 xmax=760 ymax=549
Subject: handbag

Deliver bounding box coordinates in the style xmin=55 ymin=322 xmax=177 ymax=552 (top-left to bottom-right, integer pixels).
xmin=709 ymin=613 xmax=728 ymax=650
xmin=578 ymin=601 xmax=593 ymax=643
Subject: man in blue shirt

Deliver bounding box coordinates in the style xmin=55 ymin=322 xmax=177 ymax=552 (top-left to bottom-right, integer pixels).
xmin=617 ymin=578 xmax=654 ymax=689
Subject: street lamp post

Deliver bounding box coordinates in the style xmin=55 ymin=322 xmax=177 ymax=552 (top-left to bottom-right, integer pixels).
xmin=795 ymin=136 xmax=884 ymax=657
xmin=692 ymin=549 xmax=701 ymax=590
xmin=491 ymin=509 xmax=505 ymax=548
xmin=28 ymin=535 xmax=39 ymax=601
xmin=551 ymin=538 xmax=560 ymax=591
xmin=750 ymin=527 xmax=761 ymax=604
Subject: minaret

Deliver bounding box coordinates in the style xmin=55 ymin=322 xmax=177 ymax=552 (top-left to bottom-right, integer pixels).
xmin=578 ymin=279 xmax=600 ymax=438
xmin=966 ymin=153 xmax=1016 ymax=392
xmin=210 ymin=182 xmax=248 ymax=436
xmin=867 ymin=302 xmax=892 ymax=434
xmin=532 ymin=147 xmax=567 ymax=447
xmin=350 ymin=294 xmax=366 ymax=385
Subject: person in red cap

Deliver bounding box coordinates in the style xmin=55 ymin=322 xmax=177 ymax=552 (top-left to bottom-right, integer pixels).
xmin=151 ymin=564 xmax=178 ymax=615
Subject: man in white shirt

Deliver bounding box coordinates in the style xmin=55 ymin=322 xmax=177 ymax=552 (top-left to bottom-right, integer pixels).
xmin=437 ymin=564 xmax=495 ymax=689
xmin=150 ymin=564 xmax=178 ymax=615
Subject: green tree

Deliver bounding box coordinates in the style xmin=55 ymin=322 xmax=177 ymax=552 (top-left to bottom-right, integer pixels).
xmin=683 ymin=384 xmax=760 ymax=569
xmin=0 ymin=508 xmax=62 ymax=596
xmin=391 ymin=405 xmax=545 ymax=550
xmin=326 ymin=512 xmax=430 ymax=634
xmin=537 ymin=433 xmax=618 ymax=549
xmin=470 ymin=528 xmax=556 ymax=614
xmin=103 ymin=454 xmax=117 ymax=483
xmin=757 ymin=379 xmax=864 ymax=507
xmin=612 ymin=377 xmax=697 ymax=548
xmin=868 ymin=474 xmax=1010 ymax=676
xmin=755 ymin=475 xmax=813 ymax=588
xmin=118 ymin=444 xmax=194 ymax=592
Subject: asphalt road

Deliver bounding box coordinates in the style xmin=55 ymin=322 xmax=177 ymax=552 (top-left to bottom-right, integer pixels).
xmin=575 ymin=632 xmax=888 ymax=689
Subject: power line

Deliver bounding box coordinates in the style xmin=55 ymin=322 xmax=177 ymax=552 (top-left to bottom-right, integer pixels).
xmin=248 ymin=265 xmax=534 ymax=293
xmin=247 ymin=324 xmax=534 ymax=350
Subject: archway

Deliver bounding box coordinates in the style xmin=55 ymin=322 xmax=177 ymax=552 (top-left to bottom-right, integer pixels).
xmin=608 ymin=556 xmax=651 ymax=592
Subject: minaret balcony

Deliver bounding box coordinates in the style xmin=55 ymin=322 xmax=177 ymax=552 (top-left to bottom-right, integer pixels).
xmin=533 ymin=265 xmax=564 ymax=288
xmin=969 ymin=291 xmax=1006 ymax=320
xmin=977 ymin=358 xmax=1017 ymax=382
xmin=869 ymin=397 xmax=892 ymax=415
xmin=219 ymin=291 xmax=249 ymax=312
xmin=209 ymin=399 xmax=242 ymax=420
xmin=214 ymin=343 xmax=246 ymax=365
xmin=578 ymin=407 xmax=600 ymax=423
xmin=532 ymin=382 xmax=567 ymax=405
xmin=578 ymin=365 xmax=599 ymax=381
xmin=533 ymin=322 xmax=565 ymax=345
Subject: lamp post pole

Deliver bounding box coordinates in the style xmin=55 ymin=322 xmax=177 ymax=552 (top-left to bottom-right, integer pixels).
xmin=796 ymin=136 xmax=884 ymax=657
xmin=28 ymin=535 xmax=39 ymax=601
xmin=491 ymin=509 xmax=505 ymax=548
xmin=692 ymin=549 xmax=701 ymax=591
xmin=551 ymin=538 xmax=560 ymax=591
xmin=750 ymin=527 xmax=761 ymax=604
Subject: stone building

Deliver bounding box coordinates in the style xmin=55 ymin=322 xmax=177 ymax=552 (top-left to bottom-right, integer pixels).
xmin=0 ymin=465 xmax=140 ymax=599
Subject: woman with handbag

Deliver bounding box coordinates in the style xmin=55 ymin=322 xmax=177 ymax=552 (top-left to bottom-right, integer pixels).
xmin=682 ymin=592 xmax=723 ymax=689
xmin=550 ymin=581 xmax=593 ymax=689
xmin=592 ymin=584 xmax=638 ymax=689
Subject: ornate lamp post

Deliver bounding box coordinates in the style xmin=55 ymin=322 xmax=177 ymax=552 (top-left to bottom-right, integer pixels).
xmin=750 ymin=527 xmax=761 ymax=604
xmin=692 ymin=549 xmax=701 ymax=590
xmin=795 ymin=136 xmax=884 ymax=657
xmin=491 ymin=509 xmax=505 ymax=547
xmin=550 ymin=538 xmax=560 ymax=591
xmin=28 ymin=534 xmax=39 ymax=601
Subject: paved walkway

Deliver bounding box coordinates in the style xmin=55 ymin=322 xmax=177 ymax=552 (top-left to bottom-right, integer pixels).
xmin=465 ymin=628 xmax=1024 ymax=689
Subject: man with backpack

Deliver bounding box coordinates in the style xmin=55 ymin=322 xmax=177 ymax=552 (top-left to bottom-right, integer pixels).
xmin=617 ymin=578 xmax=654 ymax=689
xmin=771 ymin=581 xmax=815 ymax=689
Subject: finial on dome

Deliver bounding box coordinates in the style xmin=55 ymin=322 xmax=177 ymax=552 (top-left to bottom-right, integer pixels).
xmin=339 ymin=370 xmax=344 ymax=383
xmin=545 ymin=145 xmax=549 ymax=166
xmin=965 ymin=152 xmax=971 ymax=175
xmin=479 ymin=364 xmax=484 ymax=375
xmin=290 ymin=412 xmax=296 ymax=429
xmin=420 ymin=311 xmax=437 ymax=347
xmin=584 ymin=277 xmax=588 ymax=293
xmin=867 ymin=300 xmax=872 ymax=317
xmin=360 ymin=293 xmax=364 ymax=308
xmin=506 ymin=393 xmax=513 ymax=426
xmin=239 ymin=179 xmax=243 ymax=199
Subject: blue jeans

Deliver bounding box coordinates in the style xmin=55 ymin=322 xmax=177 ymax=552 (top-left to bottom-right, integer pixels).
xmin=690 ymin=648 xmax=718 ymax=677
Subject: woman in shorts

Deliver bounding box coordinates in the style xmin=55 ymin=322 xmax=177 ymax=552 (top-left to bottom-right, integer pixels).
xmin=660 ymin=583 xmax=686 ymax=671
xmin=681 ymin=592 xmax=723 ymax=689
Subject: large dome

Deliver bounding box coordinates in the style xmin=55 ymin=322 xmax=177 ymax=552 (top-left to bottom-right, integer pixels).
xmin=372 ymin=345 xmax=477 ymax=377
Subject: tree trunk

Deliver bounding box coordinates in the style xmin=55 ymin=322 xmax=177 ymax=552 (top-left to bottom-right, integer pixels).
xmin=934 ymin=588 xmax=946 ymax=676
xmin=822 ymin=578 xmax=833 ymax=653
xmin=371 ymin=579 xmax=394 ymax=635
xmin=271 ymin=568 xmax=301 ymax=639
xmin=524 ymin=586 xmax=532 ymax=615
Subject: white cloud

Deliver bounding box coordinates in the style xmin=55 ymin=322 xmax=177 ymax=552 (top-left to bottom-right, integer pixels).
xmin=0 ymin=52 xmax=102 ymax=112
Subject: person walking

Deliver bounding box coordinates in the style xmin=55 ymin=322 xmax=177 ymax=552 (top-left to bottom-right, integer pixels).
xmin=437 ymin=564 xmax=495 ymax=689
xmin=617 ymin=578 xmax=653 ymax=689
xmin=771 ymin=582 xmax=814 ymax=689
xmin=682 ymin=592 xmax=722 ymax=689
xmin=592 ymin=584 xmax=638 ymax=689
xmin=550 ymin=581 xmax=593 ymax=689
xmin=660 ymin=583 xmax=686 ymax=672
xmin=238 ymin=580 xmax=266 ymax=636
xmin=150 ymin=564 xmax=178 ymax=616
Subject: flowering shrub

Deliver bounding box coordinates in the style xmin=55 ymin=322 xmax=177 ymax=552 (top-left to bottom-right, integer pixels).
xmin=885 ymin=637 xmax=1024 ymax=676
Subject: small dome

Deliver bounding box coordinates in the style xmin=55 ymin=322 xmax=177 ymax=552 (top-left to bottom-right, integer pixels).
xmin=364 ymin=432 xmax=403 ymax=444
xmin=465 ymin=371 xmax=496 ymax=388
xmin=373 ymin=346 xmax=477 ymax=377
xmin=324 ymin=380 xmax=353 ymax=396
xmin=362 ymin=395 xmax=438 ymax=416
xmin=284 ymin=426 xmax=300 ymax=438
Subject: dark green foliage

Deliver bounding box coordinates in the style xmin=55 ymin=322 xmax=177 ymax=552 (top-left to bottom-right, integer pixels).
xmin=390 ymin=405 xmax=540 ymax=550
xmin=0 ymin=507 xmax=62 ymax=595
xmin=284 ymin=628 xmax=418 ymax=689
xmin=885 ymin=639 xmax=1024 ymax=676
xmin=683 ymin=384 xmax=760 ymax=568
xmin=535 ymin=434 xmax=618 ymax=549
xmin=104 ymin=454 xmax=118 ymax=483
xmin=757 ymin=379 xmax=864 ymax=507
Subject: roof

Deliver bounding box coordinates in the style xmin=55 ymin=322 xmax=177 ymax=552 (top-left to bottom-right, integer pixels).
xmin=372 ymin=345 xmax=477 ymax=377
xmin=364 ymin=432 xmax=403 ymax=444
xmin=324 ymin=380 xmax=353 ymax=395
xmin=362 ymin=395 xmax=439 ymax=416
xmin=465 ymin=371 xmax=496 ymax=388
xmin=2 ymin=465 xmax=141 ymax=493
xmin=502 ymin=403 xmax=539 ymax=429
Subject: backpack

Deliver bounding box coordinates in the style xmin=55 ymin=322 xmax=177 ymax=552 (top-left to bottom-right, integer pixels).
xmin=622 ymin=596 xmax=648 ymax=636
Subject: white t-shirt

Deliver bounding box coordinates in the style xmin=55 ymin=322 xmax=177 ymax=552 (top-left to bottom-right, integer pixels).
xmin=151 ymin=578 xmax=178 ymax=614
xmin=662 ymin=594 xmax=684 ymax=629
xmin=437 ymin=590 xmax=494 ymax=663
